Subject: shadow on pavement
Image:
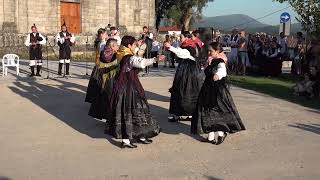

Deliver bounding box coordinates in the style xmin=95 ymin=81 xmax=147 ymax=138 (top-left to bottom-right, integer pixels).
xmin=8 ymin=77 xmax=197 ymax=146
xmin=288 ymin=123 xmax=320 ymax=135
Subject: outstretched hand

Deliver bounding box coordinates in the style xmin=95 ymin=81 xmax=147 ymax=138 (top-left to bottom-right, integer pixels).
xmin=164 ymin=42 xmax=171 ymax=49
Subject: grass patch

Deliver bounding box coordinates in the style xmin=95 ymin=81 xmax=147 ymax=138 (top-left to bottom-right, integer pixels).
xmin=229 ymin=75 xmax=320 ymax=110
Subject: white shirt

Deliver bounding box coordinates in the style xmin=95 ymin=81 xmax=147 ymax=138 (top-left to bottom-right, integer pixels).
xmin=55 ymin=32 xmax=76 ymax=45
xmin=215 ymin=62 xmax=227 ymax=80
xmin=24 ymin=32 xmax=46 ymax=47
xmin=130 ymin=56 xmax=155 ymax=69
xmin=169 ymin=46 xmax=195 ymax=61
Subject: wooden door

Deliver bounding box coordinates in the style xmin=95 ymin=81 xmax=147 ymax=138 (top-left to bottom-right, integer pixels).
xmin=60 ymin=2 xmax=81 ymax=34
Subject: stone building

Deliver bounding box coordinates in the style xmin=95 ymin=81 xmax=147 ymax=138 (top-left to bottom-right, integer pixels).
xmin=0 ymin=0 xmax=155 ymax=34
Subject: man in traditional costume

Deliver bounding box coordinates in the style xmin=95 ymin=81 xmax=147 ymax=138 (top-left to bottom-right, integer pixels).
xmin=24 ymin=24 xmax=46 ymax=77
xmin=55 ymin=24 xmax=75 ymax=76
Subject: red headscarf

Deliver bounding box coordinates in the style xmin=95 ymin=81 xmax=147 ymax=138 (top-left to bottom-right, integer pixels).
xmin=181 ymin=38 xmax=196 ymax=49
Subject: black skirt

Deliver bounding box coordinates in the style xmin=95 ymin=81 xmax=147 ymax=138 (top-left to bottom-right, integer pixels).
xmin=85 ymin=66 xmax=100 ymax=103
xmin=191 ymin=60 xmax=246 ymax=134
xmin=88 ymin=77 xmax=114 ymax=120
xmin=169 ymin=59 xmax=204 ymax=116
xmin=106 ymin=55 xmax=160 ymax=139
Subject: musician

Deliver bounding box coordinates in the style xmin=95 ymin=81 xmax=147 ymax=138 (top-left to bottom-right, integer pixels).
xmin=55 ymin=23 xmax=75 ymax=76
xmin=24 ymin=24 xmax=46 ymax=77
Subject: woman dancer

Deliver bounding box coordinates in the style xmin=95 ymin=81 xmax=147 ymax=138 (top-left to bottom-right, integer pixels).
xmin=85 ymin=28 xmax=108 ymax=103
xmin=106 ymin=36 xmax=161 ymax=149
xmin=88 ymin=38 xmax=119 ymax=120
xmin=165 ymin=31 xmax=203 ymax=122
xmin=191 ymin=42 xmax=246 ymax=145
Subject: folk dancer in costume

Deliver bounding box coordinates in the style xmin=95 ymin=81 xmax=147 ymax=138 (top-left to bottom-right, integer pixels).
xmin=24 ymin=24 xmax=46 ymax=77
xmin=165 ymin=31 xmax=203 ymax=122
xmin=55 ymin=24 xmax=75 ymax=76
xmin=191 ymin=42 xmax=246 ymax=145
xmin=85 ymin=28 xmax=109 ymax=103
xmin=88 ymin=38 xmax=120 ymax=121
xmin=107 ymin=36 xmax=161 ymax=149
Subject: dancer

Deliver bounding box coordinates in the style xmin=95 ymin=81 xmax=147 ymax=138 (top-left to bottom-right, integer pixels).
xmin=165 ymin=31 xmax=203 ymax=122
xmin=191 ymin=42 xmax=246 ymax=145
xmin=24 ymin=24 xmax=46 ymax=77
xmin=88 ymin=38 xmax=119 ymax=120
xmin=56 ymin=23 xmax=75 ymax=76
xmin=106 ymin=36 xmax=161 ymax=149
xmin=85 ymin=28 xmax=109 ymax=103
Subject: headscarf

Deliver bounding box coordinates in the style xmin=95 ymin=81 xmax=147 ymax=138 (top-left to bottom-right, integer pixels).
xmin=116 ymin=45 xmax=134 ymax=61
xmin=181 ymin=38 xmax=196 ymax=49
xmin=208 ymin=52 xmax=228 ymax=65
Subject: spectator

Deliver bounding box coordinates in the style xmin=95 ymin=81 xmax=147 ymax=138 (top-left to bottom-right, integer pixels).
xmin=238 ymin=31 xmax=250 ymax=75
xmin=151 ymin=36 xmax=161 ymax=68
xmin=163 ymin=35 xmax=171 ymax=67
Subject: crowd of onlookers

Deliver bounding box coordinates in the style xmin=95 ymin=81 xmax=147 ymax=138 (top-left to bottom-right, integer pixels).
xmin=133 ymin=27 xmax=319 ymax=99
xmin=212 ymin=29 xmax=319 ymax=99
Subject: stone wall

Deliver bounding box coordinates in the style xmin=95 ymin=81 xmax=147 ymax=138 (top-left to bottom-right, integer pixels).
xmin=0 ymin=0 xmax=155 ymax=35
xmin=0 ymin=32 xmax=96 ymax=60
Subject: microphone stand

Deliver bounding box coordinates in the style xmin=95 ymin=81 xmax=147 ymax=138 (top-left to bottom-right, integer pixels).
xmin=85 ymin=35 xmax=89 ymax=76
xmin=45 ymin=36 xmax=50 ymax=79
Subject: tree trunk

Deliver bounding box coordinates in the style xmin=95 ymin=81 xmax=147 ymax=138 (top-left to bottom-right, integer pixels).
xmin=181 ymin=8 xmax=193 ymax=31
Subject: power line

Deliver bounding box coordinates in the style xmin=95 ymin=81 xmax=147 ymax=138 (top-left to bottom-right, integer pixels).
xmin=223 ymin=6 xmax=291 ymax=31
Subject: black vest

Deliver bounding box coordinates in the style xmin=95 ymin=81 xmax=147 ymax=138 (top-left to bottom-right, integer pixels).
xmin=30 ymin=33 xmax=43 ymax=49
xmin=58 ymin=31 xmax=73 ymax=47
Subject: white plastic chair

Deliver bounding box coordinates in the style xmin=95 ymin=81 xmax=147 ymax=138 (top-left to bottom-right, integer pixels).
xmin=2 ymin=54 xmax=20 ymax=76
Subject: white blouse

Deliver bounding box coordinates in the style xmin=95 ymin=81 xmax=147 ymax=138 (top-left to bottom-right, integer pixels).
xmin=130 ymin=56 xmax=155 ymax=69
xmin=169 ymin=46 xmax=195 ymax=61
xmin=215 ymin=62 xmax=227 ymax=80
xmin=55 ymin=32 xmax=76 ymax=45
xmin=24 ymin=33 xmax=46 ymax=47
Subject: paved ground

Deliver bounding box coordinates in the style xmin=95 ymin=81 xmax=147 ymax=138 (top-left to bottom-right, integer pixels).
xmin=0 ymin=61 xmax=319 ymax=180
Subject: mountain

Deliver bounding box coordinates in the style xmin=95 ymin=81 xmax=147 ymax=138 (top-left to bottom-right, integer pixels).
xmin=194 ymin=14 xmax=268 ymax=30
xmin=246 ymin=23 xmax=303 ymax=34
xmin=193 ymin=14 xmax=303 ymax=35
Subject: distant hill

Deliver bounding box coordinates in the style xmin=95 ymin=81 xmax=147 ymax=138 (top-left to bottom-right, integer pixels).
xmin=193 ymin=14 xmax=303 ymax=35
xmin=246 ymin=23 xmax=303 ymax=35
xmin=194 ymin=14 xmax=268 ymax=30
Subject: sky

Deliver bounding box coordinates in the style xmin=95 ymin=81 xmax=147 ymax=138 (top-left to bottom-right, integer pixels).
xmin=203 ymin=0 xmax=298 ymax=25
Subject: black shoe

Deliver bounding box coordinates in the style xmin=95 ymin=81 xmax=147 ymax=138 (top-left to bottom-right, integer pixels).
xmin=216 ymin=133 xmax=227 ymax=145
xmin=201 ymin=138 xmax=216 ymax=144
xmin=36 ymin=73 xmax=41 ymax=77
xmin=30 ymin=73 xmax=35 ymax=77
xmin=137 ymin=138 xmax=153 ymax=144
xmin=121 ymin=142 xmax=138 ymax=149
xmin=168 ymin=116 xmax=178 ymax=122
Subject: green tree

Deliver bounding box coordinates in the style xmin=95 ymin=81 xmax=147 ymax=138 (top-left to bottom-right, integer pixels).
xmin=156 ymin=0 xmax=213 ymax=31
xmin=275 ymin=0 xmax=320 ymax=37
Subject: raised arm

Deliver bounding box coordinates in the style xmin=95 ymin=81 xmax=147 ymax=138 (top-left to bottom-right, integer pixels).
xmin=130 ymin=56 xmax=155 ymax=69
xmin=168 ymin=46 xmax=195 ymax=61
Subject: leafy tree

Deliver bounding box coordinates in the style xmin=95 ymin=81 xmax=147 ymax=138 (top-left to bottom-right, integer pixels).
xmin=156 ymin=0 xmax=213 ymax=31
xmin=275 ymin=0 xmax=320 ymax=37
